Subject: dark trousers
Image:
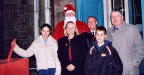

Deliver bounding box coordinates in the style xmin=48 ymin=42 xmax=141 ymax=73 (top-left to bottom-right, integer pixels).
xmin=38 ymin=68 xmax=56 ymax=75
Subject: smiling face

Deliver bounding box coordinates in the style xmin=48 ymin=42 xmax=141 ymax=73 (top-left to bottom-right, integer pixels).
xmin=65 ymin=22 xmax=76 ymax=36
xmin=110 ymin=11 xmax=124 ymax=27
xmin=88 ymin=17 xmax=97 ymax=31
xmin=40 ymin=26 xmax=50 ymax=39
xmin=95 ymin=30 xmax=106 ymax=45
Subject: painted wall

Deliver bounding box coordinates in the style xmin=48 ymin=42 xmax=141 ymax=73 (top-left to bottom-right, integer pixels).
xmin=76 ymin=0 xmax=104 ymax=26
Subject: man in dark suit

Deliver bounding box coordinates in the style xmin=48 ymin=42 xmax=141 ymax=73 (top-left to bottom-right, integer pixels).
xmin=86 ymin=16 xmax=98 ymax=47
xmin=87 ymin=16 xmax=97 ymax=37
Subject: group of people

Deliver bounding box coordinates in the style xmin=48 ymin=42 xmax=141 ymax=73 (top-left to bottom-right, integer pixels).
xmin=11 ymin=4 xmax=144 ymax=75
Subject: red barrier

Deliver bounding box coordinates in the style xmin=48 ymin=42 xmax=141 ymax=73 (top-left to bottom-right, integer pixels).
xmin=0 ymin=39 xmax=29 ymax=75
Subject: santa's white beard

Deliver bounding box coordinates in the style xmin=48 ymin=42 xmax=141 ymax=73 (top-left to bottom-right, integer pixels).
xmin=64 ymin=16 xmax=76 ymax=28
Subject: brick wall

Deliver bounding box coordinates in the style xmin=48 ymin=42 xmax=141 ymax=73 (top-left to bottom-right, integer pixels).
xmin=2 ymin=0 xmax=34 ymax=60
xmin=0 ymin=0 xmax=4 ymax=59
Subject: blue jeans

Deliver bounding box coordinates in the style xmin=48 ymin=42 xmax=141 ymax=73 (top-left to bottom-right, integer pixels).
xmin=38 ymin=68 xmax=56 ymax=75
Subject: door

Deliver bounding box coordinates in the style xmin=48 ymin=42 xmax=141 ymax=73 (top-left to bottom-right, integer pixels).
xmin=76 ymin=0 xmax=104 ymax=26
xmin=141 ymin=0 xmax=144 ymax=42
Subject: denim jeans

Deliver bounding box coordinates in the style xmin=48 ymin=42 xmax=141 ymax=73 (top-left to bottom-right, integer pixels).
xmin=38 ymin=68 xmax=56 ymax=75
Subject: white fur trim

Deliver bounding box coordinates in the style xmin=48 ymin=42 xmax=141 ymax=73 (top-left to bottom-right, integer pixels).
xmin=65 ymin=10 xmax=75 ymax=15
xmin=64 ymin=7 xmax=67 ymax=10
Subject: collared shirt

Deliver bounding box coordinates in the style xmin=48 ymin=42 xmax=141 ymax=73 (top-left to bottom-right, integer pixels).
xmin=112 ymin=24 xmax=122 ymax=32
xmin=91 ymin=30 xmax=96 ymax=36
xmin=44 ymin=39 xmax=47 ymax=43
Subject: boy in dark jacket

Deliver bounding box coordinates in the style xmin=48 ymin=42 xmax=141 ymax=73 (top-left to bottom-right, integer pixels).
xmin=85 ymin=26 xmax=123 ymax=75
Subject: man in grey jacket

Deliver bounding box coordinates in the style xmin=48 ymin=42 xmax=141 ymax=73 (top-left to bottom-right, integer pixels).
xmin=107 ymin=11 xmax=144 ymax=75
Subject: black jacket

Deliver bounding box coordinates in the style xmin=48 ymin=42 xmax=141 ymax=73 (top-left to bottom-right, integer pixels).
xmin=85 ymin=40 xmax=123 ymax=75
xmin=58 ymin=35 xmax=89 ymax=75
xmin=80 ymin=32 xmax=95 ymax=49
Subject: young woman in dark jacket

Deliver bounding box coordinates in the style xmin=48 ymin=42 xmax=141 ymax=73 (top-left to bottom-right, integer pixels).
xmin=58 ymin=21 xmax=89 ymax=75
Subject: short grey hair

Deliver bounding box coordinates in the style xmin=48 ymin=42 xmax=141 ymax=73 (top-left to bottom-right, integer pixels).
xmin=110 ymin=11 xmax=123 ymax=17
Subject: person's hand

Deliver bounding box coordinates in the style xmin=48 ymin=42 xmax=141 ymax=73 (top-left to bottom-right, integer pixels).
xmin=90 ymin=46 xmax=94 ymax=54
xmin=7 ymin=38 xmax=16 ymax=62
xmin=132 ymin=65 xmax=136 ymax=70
xmin=66 ymin=64 xmax=75 ymax=71
xmin=11 ymin=39 xmax=16 ymax=47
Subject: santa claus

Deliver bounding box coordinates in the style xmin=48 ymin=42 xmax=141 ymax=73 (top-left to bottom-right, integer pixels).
xmin=52 ymin=4 xmax=90 ymax=41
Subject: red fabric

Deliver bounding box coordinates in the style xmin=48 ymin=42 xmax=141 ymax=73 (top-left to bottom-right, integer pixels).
xmin=52 ymin=20 xmax=90 ymax=41
xmin=68 ymin=39 xmax=72 ymax=61
xmin=64 ymin=4 xmax=75 ymax=14
xmin=0 ymin=58 xmax=29 ymax=75
xmin=0 ymin=38 xmax=29 ymax=75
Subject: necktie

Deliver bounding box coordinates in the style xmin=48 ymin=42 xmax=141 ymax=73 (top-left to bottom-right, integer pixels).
xmin=92 ymin=32 xmax=95 ymax=36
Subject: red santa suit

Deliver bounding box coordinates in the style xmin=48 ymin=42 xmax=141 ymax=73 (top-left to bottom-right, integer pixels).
xmin=52 ymin=20 xmax=90 ymax=41
xmin=52 ymin=4 xmax=90 ymax=41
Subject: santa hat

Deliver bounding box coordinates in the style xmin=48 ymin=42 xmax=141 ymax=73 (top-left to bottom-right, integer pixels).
xmin=64 ymin=4 xmax=76 ymax=15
